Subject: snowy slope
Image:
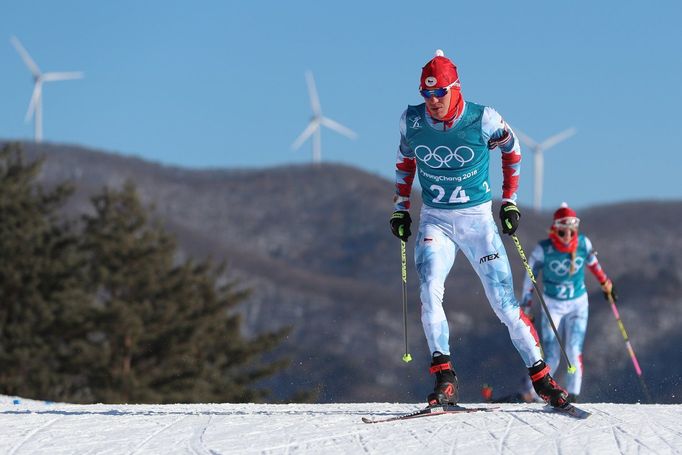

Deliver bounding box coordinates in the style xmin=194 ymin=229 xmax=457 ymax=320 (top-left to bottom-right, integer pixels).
xmin=1 ymin=396 xmax=680 ymax=454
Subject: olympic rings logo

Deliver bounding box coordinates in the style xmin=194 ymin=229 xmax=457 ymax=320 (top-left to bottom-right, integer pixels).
xmin=414 ymin=145 xmax=475 ymax=169
xmin=548 ymin=257 xmax=585 ymax=276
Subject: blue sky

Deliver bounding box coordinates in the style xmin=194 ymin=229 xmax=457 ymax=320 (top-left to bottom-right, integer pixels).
xmin=1 ymin=1 xmax=680 ymax=209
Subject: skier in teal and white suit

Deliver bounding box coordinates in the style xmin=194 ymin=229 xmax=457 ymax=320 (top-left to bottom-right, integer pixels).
xmin=521 ymin=203 xmax=616 ymax=403
xmin=389 ymin=50 xmax=568 ymax=408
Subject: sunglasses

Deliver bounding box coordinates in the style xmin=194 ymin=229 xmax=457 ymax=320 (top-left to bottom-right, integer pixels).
xmin=420 ymin=80 xmax=460 ymax=99
xmin=556 ymin=228 xmax=576 ymax=238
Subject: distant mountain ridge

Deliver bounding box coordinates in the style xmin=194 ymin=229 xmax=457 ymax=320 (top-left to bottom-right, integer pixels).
xmin=5 ymin=140 xmax=681 ymax=404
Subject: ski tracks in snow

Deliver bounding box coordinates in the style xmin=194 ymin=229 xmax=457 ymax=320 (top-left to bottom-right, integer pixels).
xmin=1 ymin=401 xmax=681 ymax=454
xmin=129 ymin=414 xmax=188 ymax=455
xmin=188 ymin=414 xmax=218 ymax=455
xmin=258 ymin=427 xmax=368 ymax=453
xmin=495 ymin=415 xmax=514 ymax=454
xmin=7 ymin=416 xmax=61 ymax=455
xmin=597 ymin=407 xmax=669 ymax=454
xmin=643 ymin=414 xmax=682 ymax=453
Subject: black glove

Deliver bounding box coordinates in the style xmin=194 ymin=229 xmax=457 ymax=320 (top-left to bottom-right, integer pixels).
xmin=601 ymin=279 xmax=618 ymax=302
xmin=390 ymin=210 xmax=412 ymax=241
xmin=499 ymin=202 xmax=521 ymax=235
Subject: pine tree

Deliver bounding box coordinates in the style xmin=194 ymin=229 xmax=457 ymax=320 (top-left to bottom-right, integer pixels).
xmin=0 ymin=143 xmax=95 ymax=401
xmin=0 ymin=143 xmax=294 ymax=403
xmin=81 ymin=182 xmax=290 ymax=403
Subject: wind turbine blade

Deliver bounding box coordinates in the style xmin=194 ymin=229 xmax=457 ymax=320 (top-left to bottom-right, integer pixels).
xmin=533 ymin=151 xmax=544 ymax=211
xmin=511 ymin=126 xmax=538 ymax=149
xmin=320 ymin=117 xmax=357 ymax=140
xmin=25 ymin=83 xmax=42 ymax=122
xmin=42 ymin=71 xmax=84 ymax=82
xmin=291 ymin=120 xmax=320 ymax=150
xmin=305 ymin=71 xmax=321 ymax=116
xmin=540 ymin=127 xmax=577 ymax=151
xmin=10 ymin=36 xmax=41 ymax=76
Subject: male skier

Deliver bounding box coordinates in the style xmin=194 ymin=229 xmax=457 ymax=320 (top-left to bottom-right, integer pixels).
xmin=389 ymin=50 xmax=568 ymax=408
xmin=520 ymin=203 xmax=616 ymax=402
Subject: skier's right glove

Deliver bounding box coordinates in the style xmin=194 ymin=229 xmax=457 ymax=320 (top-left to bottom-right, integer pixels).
xmin=601 ymin=279 xmax=617 ymax=302
xmin=390 ymin=210 xmax=412 ymax=242
xmin=499 ymin=202 xmax=521 ymax=235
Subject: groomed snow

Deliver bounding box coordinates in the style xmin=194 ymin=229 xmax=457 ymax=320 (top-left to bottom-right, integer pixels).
xmin=0 ymin=396 xmax=680 ymax=454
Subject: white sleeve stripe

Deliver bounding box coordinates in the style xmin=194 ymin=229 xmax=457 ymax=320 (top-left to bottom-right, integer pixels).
xmin=399 ymin=110 xmax=407 ymax=136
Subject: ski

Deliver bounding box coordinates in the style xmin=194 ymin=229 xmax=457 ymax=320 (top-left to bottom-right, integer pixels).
xmin=361 ymin=404 xmax=498 ymax=424
xmin=545 ymin=403 xmax=591 ymax=419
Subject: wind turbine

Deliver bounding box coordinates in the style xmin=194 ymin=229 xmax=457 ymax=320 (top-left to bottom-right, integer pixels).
xmin=513 ymin=127 xmax=576 ymax=211
xmin=291 ymin=71 xmax=357 ymax=164
xmin=11 ymin=36 xmax=84 ymax=143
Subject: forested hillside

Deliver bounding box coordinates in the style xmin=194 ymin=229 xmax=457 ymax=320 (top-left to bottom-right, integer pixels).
xmin=7 ymin=140 xmax=680 ymax=404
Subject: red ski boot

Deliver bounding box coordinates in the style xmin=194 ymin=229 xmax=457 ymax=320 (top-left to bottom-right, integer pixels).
xmin=528 ymin=360 xmax=568 ymax=407
xmin=427 ymin=353 xmax=458 ymax=406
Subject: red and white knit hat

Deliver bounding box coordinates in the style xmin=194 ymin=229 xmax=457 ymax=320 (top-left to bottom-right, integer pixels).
xmin=420 ymin=49 xmax=460 ymax=90
xmin=552 ymin=202 xmax=580 ymax=228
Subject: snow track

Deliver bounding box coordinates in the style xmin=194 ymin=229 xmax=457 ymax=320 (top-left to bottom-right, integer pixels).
xmin=7 ymin=416 xmax=61 ymax=455
xmin=188 ymin=415 xmax=214 ymax=455
xmin=0 ymin=400 xmax=680 ymax=454
xmin=130 ymin=415 xmax=188 ymax=455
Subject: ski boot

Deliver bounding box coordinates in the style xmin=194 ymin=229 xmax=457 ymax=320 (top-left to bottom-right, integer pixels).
xmin=427 ymin=353 xmax=458 ymax=406
xmin=528 ymin=360 xmax=568 ymax=408
xmin=567 ymin=393 xmax=579 ymax=403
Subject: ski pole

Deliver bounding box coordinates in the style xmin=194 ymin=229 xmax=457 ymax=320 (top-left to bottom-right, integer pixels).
xmin=399 ymin=227 xmax=412 ymax=363
xmin=510 ymin=234 xmax=576 ymax=373
xmin=606 ymin=292 xmax=652 ymax=403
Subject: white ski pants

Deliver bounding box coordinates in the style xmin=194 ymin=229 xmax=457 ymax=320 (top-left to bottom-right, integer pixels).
xmin=414 ymin=202 xmax=543 ymax=367
xmin=540 ymin=293 xmax=589 ymax=395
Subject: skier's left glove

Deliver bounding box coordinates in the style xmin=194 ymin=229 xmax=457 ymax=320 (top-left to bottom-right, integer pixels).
xmin=601 ymin=279 xmax=617 ymax=302
xmin=390 ymin=210 xmax=412 ymax=242
xmin=499 ymin=202 xmax=521 ymax=235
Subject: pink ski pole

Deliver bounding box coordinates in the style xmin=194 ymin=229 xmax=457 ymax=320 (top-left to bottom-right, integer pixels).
xmin=606 ymin=292 xmax=652 ymax=403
